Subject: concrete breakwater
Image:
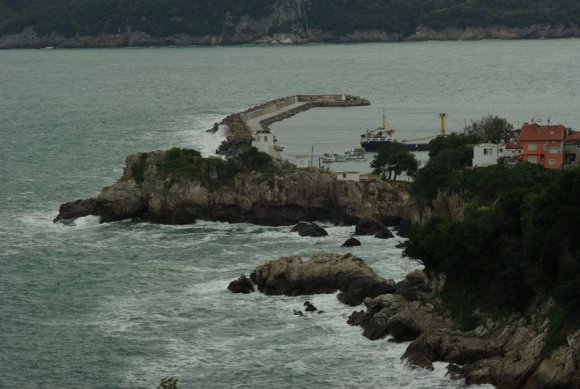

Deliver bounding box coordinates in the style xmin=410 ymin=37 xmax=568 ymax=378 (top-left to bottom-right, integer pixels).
xmin=208 ymin=95 xmax=370 ymax=157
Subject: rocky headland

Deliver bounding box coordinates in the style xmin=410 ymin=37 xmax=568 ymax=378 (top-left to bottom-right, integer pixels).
xmin=231 ymin=252 xmax=580 ymax=388
xmin=54 ymin=149 xmax=423 ymax=226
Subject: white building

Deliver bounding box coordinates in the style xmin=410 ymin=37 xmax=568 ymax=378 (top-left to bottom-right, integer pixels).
xmin=472 ymin=142 xmax=523 ymax=167
xmin=336 ymin=171 xmax=360 ymax=181
xmin=294 ymin=155 xmax=313 ymax=168
xmin=253 ymin=131 xmax=282 ymax=160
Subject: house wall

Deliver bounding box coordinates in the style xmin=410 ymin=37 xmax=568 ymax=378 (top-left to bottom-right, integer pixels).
xmin=473 ymin=143 xmax=522 ymax=167
xmin=336 ymin=172 xmax=360 ymax=181
xmin=564 ymin=143 xmax=580 ymax=165
xmin=520 ymin=140 xmax=563 ymax=169
xmin=473 ymin=144 xmax=500 ymax=167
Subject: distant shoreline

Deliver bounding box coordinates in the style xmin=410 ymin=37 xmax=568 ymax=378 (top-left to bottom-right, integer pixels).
xmin=2 ymin=24 xmax=580 ymax=49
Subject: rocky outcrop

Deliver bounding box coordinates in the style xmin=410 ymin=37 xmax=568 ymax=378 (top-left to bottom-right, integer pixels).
xmin=341 ymin=237 xmax=361 ymax=247
xmin=249 ymin=252 xmax=396 ymax=305
xmin=348 ymin=269 xmax=580 ymax=388
xmin=354 ymin=218 xmax=394 ymax=239
xmin=227 ymin=274 xmax=255 ymax=294
xmin=54 ymin=149 xmax=423 ymax=227
xmin=291 ymin=222 xmax=328 ymax=237
xmin=54 ymin=198 xmax=104 ymax=223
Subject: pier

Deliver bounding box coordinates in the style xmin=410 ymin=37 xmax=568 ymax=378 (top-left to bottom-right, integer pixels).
xmin=209 ymin=95 xmax=370 ymax=158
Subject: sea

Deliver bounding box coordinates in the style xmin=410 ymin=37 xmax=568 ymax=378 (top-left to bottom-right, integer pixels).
xmin=1 ymin=40 xmax=579 ymax=388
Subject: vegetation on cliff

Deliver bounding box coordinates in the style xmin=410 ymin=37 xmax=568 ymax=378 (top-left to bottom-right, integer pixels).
xmin=308 ymin=0 xmax=580 ymax=35
xmin=403 ymin=120 xmax=580 ymax=350
xmin=155 ymin=146 xmax=294 ymax=187
xmin=1 ymin=0 xmax=579 ymax=39
xmin=371 ymin=144 xmax=418 ymax=181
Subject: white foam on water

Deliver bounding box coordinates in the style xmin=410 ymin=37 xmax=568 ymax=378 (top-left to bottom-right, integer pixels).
xmin=163 ymin=113 xmax=227 ymax=157
xmin=72 ymin=215 xmax=102 ymax=228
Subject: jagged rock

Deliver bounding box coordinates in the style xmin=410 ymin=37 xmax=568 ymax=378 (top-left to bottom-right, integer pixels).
xmin=394 ymin=272 xmax=432 ymax=302
xmin=249 ymin=252 xmax=395 ymax=306
xmin=525 ymin=346 xmax=578 ymax=388
xmin=53 ymin=198 xmax=101 ymax=223
xmin=291 ymin=222 xmax=328 ymax=237
xmin=405 ymin=270 xmax=429 ymax=285
xmin=227 ymin=274 xmax=254 ymax=294
xmin=304 ymin=301 xmax=317 ymax=312
xmin=354 ymin=218 xmax=394 ymax=239
xmin=346 ymin=269 xmax=580 ymax=388
xmin=341 ymin=237 xmax=361 ymax=247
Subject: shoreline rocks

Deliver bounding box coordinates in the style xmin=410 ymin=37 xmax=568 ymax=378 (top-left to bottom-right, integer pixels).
xmin=249 ymin=252 xmax=396 ymax=306
xmin=3 ymin=23 xmax=580 ymax=49
xmin=232 ymin=252 xmax=579 ymax=387
xmin=290 ymin=222 xmax=328 ymax=237
xmin=341 ymin=237 xmax=361 ymax=247
xmin=354 ymin=218 xmax=394 ymax=239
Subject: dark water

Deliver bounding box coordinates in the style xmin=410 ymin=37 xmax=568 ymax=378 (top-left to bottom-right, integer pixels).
xmin=2 ymin=40 xmax=579 ymax=388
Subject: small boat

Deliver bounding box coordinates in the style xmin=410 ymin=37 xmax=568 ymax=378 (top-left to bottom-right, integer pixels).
xmin=360 ymin=110 xmax=430 ymax=152
xmin=344 ymin=148 xmax=367 ymax=161
xmin=321 ymin=153 xmax=347 ymax=163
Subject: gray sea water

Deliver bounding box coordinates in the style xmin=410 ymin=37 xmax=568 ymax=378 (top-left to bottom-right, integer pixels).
xmin=1 ymin=40 xmax=579 ymax=388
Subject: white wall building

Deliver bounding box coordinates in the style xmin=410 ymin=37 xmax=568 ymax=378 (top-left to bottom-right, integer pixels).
xmin=294 ymin=155 xmax=313 ymax=168
xmin=472 ymin=143 xmax=523 ymax=167
xmin=253 ymin=131 xmax=282 ymax=160
xmin=336 ymin=171 xmax=360 ymax=181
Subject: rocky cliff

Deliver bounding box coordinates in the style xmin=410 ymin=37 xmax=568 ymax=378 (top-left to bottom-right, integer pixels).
xmin=234 ymin=253 xmax=580 ymax=388
xmin=54 ymin=149 xmax=423 ymax=226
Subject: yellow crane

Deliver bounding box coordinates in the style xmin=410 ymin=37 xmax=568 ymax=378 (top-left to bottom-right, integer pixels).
xmin=440 ymin=112 xmax=447 ymax=136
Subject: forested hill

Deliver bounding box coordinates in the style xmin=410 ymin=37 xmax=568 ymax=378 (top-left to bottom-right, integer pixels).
xmin=1 ymin=0 xmax=580 ymax=48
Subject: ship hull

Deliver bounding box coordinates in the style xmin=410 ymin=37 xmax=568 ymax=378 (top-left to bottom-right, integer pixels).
xmin=361 ymin=141 xmax=429 ymax=152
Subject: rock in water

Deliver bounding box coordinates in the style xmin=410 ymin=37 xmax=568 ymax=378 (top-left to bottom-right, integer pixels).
xmin=354 ymin=218 xmax=393 ymax=239
xmin=290 ymin=222 xmax=328 ymax=237
xmin=374 ymin=228 xmax=394 ymax=239
xmin=227 ymin=274 xmax=255 ymax=294
xmin=304 ymin=301 xmax=317 ymax=312
xmin=341 ymin=237 xmax=361 ymax=247
xmin=249 ymin=252 xmax=395 ymax=305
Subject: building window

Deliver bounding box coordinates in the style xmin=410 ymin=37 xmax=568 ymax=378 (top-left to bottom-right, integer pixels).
xmin=549 ymin=148 xmax=560 ymax=154
xmin=528 ymin=144 xmax=537 ymax=151
xmin=483 ymin=148 xmax=494 ymax=155
xmin=499 ymin=148 xmax=503 ymax=152
xmin=264 ymin=136 xmax=268 ymax=142
xmin=549 ymin=159 xmax=556 ymax=165
xmin=342 ymin=173 xmax=347 ymax=179
xmin=528 ymin=156 xmax=537 ymax=164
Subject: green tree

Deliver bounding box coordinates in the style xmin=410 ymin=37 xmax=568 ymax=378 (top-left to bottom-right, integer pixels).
xmin=371 ymin=145 xmax=418 ymax=181
xmin=464 ymin=115 xmax=514 ymax=143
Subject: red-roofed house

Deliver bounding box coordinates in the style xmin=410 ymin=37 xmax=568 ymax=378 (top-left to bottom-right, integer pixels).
xmin=519 ymin=123 xmax=566 ymax=169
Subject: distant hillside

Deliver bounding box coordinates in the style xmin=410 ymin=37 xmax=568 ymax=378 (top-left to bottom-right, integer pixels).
xmin=1 ymin=0 xmax=579 ymax=48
